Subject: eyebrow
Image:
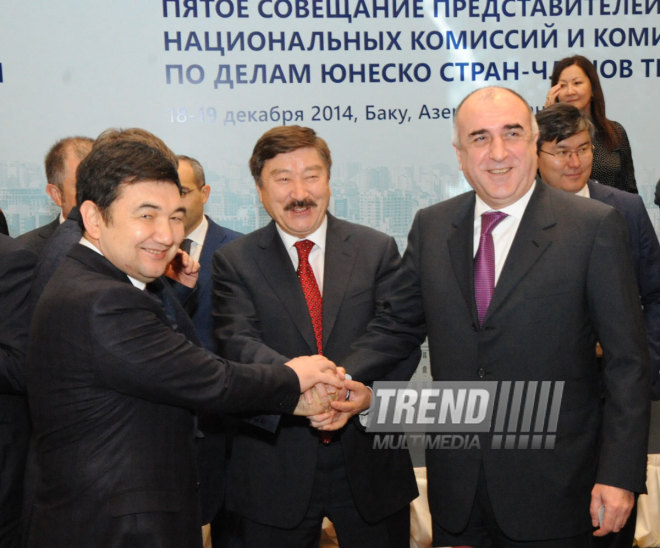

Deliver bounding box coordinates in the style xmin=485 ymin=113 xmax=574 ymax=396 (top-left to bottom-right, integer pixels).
xmin=556 ymin=138 xmax=591 ymax=149
xmin=135 ymin=203 xmax=162 ymax=211
xmin=269 ymin=165 xmax=324 ymax=176
xmin=467 ymin=123 xmax=524 ymax=138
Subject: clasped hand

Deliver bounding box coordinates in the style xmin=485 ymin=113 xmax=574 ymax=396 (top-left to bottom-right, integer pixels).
xmin=296 ymin=365 xmax=372 ymax=430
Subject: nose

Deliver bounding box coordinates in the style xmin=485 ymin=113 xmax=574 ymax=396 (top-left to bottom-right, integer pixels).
xmin=290 ymin=178 xmax=308 ymax=201
xmin=566 ymin=151 xmax=581 ymax=168
xmin=488 ymin=136 xmax=507 ymax=162
xmin=154 ymin=217 xmax=175 ymax=247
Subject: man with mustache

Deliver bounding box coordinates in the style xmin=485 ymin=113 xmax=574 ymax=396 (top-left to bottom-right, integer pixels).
xmin=212 ymin=125 xmax=419 ymax=546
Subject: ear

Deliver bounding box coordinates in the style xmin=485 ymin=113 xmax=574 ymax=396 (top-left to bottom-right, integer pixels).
xmin=255 ymin=183 xmax=264 ymax=205
xmin=453 ymin=145 xmax=463 ymax=171
xmin=46 ymin=184 xmax=63 ymax=207
xmin=200 ymin=184 xmax=211 ymax=205
xmin=79 ymin=200 xmax=103 ymax=240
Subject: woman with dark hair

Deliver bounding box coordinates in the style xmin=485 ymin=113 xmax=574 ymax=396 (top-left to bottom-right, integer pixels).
xmin=0 ymin=209 xmax=8 ymax=236
xmin=545 ymin=54 xmax=637 ymax=193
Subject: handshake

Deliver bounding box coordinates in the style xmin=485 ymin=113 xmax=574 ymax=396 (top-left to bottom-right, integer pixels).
xmin=285 ymin=355 xmax=372 ymax=432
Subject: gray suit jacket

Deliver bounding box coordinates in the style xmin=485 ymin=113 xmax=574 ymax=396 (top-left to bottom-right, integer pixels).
xmin=212 ymin=213 xmax=419 ymax=527
xmin=343 ymin=181 xmax=649 ymax=541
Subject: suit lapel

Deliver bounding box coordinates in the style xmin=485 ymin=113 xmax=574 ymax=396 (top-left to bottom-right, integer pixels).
xmin=447 ymin=194 xmax=479 ymax=324
xmin=255 ymin=222 xmax=319 ymax=353
xmin=486 ymin=181 xmax=555 ymax=321
xmin=321 ymin=215 xmax=356 ymax=349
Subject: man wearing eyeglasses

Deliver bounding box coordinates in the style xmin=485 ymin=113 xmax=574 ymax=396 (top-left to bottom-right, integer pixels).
xmin=536 ymin=102 xmax=660 ymax=547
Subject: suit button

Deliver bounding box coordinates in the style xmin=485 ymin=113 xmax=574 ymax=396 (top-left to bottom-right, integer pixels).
xmin=477 ymin=368 xmax=486 ymax=378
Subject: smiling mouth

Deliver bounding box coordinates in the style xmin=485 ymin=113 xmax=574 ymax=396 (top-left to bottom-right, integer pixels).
xmin=489 ymin=168 xmax=511 ymax=175
xmin=142 ymin=247 xmax=170 ymax=257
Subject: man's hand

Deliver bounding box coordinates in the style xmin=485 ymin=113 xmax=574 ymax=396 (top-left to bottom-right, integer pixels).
xmin=164 ymin=249 xmax=200 ymax=288
xmin=590 ymin=483 xmax=634 ymax=536
xmin=309 ymin=378 xmax=372 ymax=431
xmin=285 ymin=355 xmax=342 ymax=393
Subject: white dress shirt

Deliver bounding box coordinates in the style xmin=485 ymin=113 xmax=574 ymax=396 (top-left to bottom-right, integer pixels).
xmin=276 ymin=215 xmax=328 ymax=295
xmin=473 ymin=181 xmax=536 ymax=285
xmin=184 ymin=215 xmax=208 ymax=262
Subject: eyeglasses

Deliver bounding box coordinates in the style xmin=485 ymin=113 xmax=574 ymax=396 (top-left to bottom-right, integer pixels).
xmin=539 ymin=144 xmax=593 ymax=161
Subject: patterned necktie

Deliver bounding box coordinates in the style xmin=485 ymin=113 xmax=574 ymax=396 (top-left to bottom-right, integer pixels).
xmin=180 ymin=238 xmax=193 ymax=255
xmin=295 ymin=240 xmax=333 ymax=444
xmin=474 ymin=211 xmax=508 ymax=325
xmin=294 ymin=239 xmax=323 ymax=354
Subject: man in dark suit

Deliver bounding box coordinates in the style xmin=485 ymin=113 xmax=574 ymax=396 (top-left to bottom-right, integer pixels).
xmin=536 ymin=103 xmax=660 ymax=547
xmin=17 ymin=136 xmax=93 ymax=254
xmin=0 ymin=235 xmax=36 ymax=548
xmin=25 ymin=137 xmax=341 ymax=548
xmin=212 ymin=125 xmax=419 ymax=547
xmin=172 ymin=155 xmax=242 ymax=530
xmin=338 ymin=87 xmax=649 ymax=546
xmin=175 ymin=155 xmax=242 ymax=353
xmin=536 ymin=103 xmax=660 ymax=399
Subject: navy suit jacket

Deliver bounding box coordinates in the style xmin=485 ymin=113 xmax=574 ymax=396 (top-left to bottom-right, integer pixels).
xmin=16 ymin=217 xmax=59 ymax=256
xmin=174 ymin=216 xmax=242 ymax=354
xmin=588 ymin=180 xmax=660 ymax=399
xmin=25 ymin=244 xmax=301 ymax=548
xmin=0 ymin=235 xmax=35 ymax=548
xmin=343 ymin=181 xmax=649 ymax=541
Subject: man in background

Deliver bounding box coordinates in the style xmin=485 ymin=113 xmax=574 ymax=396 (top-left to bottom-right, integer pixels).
xmin=17 ymin=137 xmax=93 ymax=254
xmin=172 ymin=155 xmax=242 ymax=533
xmin=536 ymin=102 xmax=660 ymax=546
xmin=175 ymin=155 xmax=242 ymax=353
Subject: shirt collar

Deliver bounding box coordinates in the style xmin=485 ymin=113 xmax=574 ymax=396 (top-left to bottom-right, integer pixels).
xmin=575 ymin=183 xmax=590 ymax=198
xmin=474 ymin=180 xmax=536 ymax=221
xmin=186 ymin=215 xmax=208 ymax=247
xmin=79 ymin=236 xmax=146 ymax=290
xmin=276 ymin=214 xmax=328 ymax=252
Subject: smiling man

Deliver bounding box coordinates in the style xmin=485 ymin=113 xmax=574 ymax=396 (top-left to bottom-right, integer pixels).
xmin=24 ymin=137 xmax=341 ymax=548
xmin=536 ymin=104 xmax=660 ymax=548
xmin=339 ymin=87 xmax=649 ymax=547
xmin=212 ymin=125 xmax=419 ymax=547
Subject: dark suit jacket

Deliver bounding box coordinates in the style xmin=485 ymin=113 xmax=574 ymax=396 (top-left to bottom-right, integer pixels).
xmin=15 ymin=217 xmax=59 ymax=256
xmin=25 ymin=244 xmax=302 ymax=548
xmin=343 ymin=181 xmax=649 ymax=541
xmin=0 ymin=236 xmax=35 ymax=548
xmin=212 ymin=214 xmax=419 ymax=528
xmin=588 ymin=180 xmax=660 ymax=399
xmin=29 ymin=207 xmax=83 ymax=305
